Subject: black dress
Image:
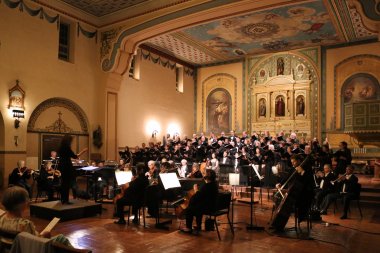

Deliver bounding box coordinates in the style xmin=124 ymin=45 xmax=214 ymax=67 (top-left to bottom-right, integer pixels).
xmin=59 ymin=147 xmax=78 ymax=203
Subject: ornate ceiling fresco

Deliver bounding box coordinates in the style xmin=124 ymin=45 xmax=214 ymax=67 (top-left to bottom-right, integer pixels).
xmin=144 ymin=0 xmax=379 ymax=66
xmin=59 ymin=0 xmax=149 ymax=17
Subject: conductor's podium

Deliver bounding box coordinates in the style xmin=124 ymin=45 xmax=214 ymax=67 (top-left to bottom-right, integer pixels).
xmin=30 ymin=199 xmax=102 ymax=221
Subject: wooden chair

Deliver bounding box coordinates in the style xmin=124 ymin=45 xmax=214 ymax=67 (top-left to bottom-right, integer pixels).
xmin=51 ymin=241 xmax=92 ymax=253
xmin=206 ymin=192 xmax=234 ymax=240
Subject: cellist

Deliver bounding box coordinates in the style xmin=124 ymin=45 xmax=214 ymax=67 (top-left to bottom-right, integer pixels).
xmin=114 ymin=164 xmax=149 ymax=225
xmin=180 ymin=169 xmax=218 ymax=235
xmin=275 ymin=154 xmax=314 ymax=223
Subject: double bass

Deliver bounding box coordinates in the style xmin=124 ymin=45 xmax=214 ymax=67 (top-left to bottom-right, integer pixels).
xmin=270 ymin=155 xmax=311 ymax=231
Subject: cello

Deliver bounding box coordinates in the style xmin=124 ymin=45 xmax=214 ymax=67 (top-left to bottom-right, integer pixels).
xmin=270 ymin=155 xmax=311 ymax=231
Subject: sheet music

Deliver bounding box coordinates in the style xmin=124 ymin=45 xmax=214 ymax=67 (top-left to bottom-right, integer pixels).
xmin=41 ymin=217 xmax=60 ymax=234
xmin=228 ymin=173 xmax=240 ymax=186
xmin=252 ymin=165 xmax=264 ymax=180
xmin=115 ymin=171 xmax=133 ymax=185
xmin=159 ymin=173 xmax=181 ymax=190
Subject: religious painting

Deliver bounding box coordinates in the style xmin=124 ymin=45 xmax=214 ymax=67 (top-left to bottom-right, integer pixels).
xmin=277 ymin=57 xmax=285 ymax=75
xmin=8 ymin=80 xmax=25 ymax=109
xmin=296 ymin=95 xmax=305 ymax=115
xmin=275 ymin=95 xmax=286 ymax=116
xmin=207 ymin=88 xmax=231 ymax=132
xmin=342 ymin=73 xmax=380 ymax=103
xmin=258 ymin=98 xmax=266 ymax=117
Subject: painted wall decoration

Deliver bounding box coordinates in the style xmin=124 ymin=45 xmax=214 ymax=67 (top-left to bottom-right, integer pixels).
xmin=275 ymin=95 xmax=286 ymax=117
xmin=296 ymin=95 xmax=305 ymax=115
xmin=258 ymin=98 xmax=266 ymax=117
xmin=342 ymin=73 xmax=380 ymax=103
xmin=9 ymin=80 xmax=25 ymax=109
xmin=206 ymin=88 xmax=231 ymax=133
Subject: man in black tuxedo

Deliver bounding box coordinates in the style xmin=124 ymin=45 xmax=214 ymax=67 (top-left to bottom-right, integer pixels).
xmin=314 ymin=164 xmax=336 ymax=210
xmin=320 ymin=165 xmax=359 ymax=219
xmin=220 ymin=151 xmax=231 ymax=165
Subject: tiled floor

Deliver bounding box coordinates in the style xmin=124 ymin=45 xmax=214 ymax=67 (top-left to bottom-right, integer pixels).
xmin=27 ymin=191 xmax=380 ymax=253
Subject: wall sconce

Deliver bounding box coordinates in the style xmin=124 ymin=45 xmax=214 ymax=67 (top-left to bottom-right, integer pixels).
xmin=13 ymin=109 xmax=25 ymax=129
xmin=152 ymin=130 xmax=158 ymax=138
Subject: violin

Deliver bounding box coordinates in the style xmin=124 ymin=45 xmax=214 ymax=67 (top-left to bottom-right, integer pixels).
xmin=19 ymin=167 xmax=34 ymax=176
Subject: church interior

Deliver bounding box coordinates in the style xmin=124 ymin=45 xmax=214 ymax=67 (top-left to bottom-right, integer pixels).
xmin=0 ymin=0 xmax=380 ymax=252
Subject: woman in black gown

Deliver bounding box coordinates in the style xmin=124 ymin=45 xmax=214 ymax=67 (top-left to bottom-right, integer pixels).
xmin=58 ymin=134 xmax=87 ymax=204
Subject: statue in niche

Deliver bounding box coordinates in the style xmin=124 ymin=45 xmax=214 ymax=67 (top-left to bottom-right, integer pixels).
xmin=296 ymin=96 xmax=305 ymax=115
xmin=259 ymin=98 xmax=266 ymax=117
xmin=275 ymin=96 xmax=285 ymax=116
xmin=277 ymin=57 xmax=284 ymax=75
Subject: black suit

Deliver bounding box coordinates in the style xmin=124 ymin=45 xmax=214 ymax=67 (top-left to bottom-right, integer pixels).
xmin=314 ymin=172 xmax=336 ymax=209
xmin=9 ymin=168 xmax=32 ymax=197
xmin=320 ymin=174 xmax=358 ymax=215
xmin=116 ymin=175 xmax=149 ymax=221
xmin=219 ymin=157 xmax=231 ymax=166
xmin=186 ymin=181 xmax=218 ymax=230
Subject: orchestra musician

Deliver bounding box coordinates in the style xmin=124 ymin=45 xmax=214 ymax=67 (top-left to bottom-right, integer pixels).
xmin=313 ymin=164 xmax=336 ymax=210
xmin=9 ymin=160 xmax=33 ymax=198
xmin=187 ymin=163 xmax=203 ymax=179
xmin=40 ymin=160 xmax=61 ymax=201
xmin=181 ymin=169 xmax=218 ymax=234
xmin=114 ymin=164 xmax=149 ymax=225
xmin=276 ymin=154 xmax=314 ymax=222
xmin=178 ymin=159 xmax=188 ymax=178
xmin=146 ymin=160 xmax=159 ymax=184
xmin=320 ymin=165 xmax=359 ymax=219
xmin=58 ymin=134 xmax=88 ymax=205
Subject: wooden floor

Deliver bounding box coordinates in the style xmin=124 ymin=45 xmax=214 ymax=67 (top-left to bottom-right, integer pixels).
xmin=25 ymin=191 xmax=380 ymax=253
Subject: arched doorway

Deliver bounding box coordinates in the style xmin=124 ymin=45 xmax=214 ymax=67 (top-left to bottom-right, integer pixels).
xmin=26 ymin=98 xmax=89 ymax=168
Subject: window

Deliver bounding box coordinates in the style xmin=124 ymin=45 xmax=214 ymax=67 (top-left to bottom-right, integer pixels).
xmin=129 ymin=56 xmax=135 ymax=78
xmin=58 ymin=22 xmax=70 ymax=61
xmin=176 ymin=66 xmax=184 ymax=93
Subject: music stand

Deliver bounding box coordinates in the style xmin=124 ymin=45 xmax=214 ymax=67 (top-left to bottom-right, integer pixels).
xmin=252 ymin=165 xmax=264 ymax=205
xmin=155 ymin=173 xmax=181 ymax=229
xmin=228 ymin=173 xmax=240 ymax=228
xmin=246 ymin=165 xmax=264 ymax=231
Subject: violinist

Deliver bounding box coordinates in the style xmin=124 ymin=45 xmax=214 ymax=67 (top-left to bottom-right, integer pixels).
xmin=178 ymin=159 xmax=188 ymax=178
xmin=320 ymin=165 xmax=358 ymax=219
xmin=181 ymin=169 xmax=218 ymax=234
xmin=187 ymin=163 xmax=203 ymax=179
xmin=9 ymin=160 xmax=33 ymax=198
xmin=146 ymin=160 xmax=159 ymax=184
xmin=313 ymin=164 xmax=336 ymax=210
xmin=40 ymin=161 xmax=61 ymax=201
xmin=114 ymin=164 xmax=149 ymax=225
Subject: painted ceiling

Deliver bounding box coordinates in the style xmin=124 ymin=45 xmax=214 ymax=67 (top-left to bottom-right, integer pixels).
xmin=59 ymin=0 xmax=148 ymax=17
xmin=145 ymin=0 xmax=379 ymax=66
